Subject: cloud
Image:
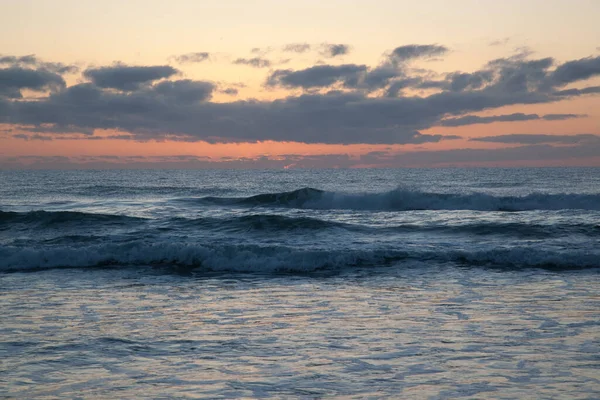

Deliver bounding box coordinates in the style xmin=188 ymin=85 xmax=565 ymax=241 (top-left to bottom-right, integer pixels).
xmin=173 ymin=52 xmax=210 ymax=63
xmin=83 ymin=65 xmax=178 ymax=91
xmin=320 ymin=44 xmax=350 ymax=58
xmin=13 ymin=133 xmax=53 ymax=141
xmin=554 ymin=86 xmax=600 ymax=96
xmin=390 ymin=44 xmax=448 ymax=63
xmin=443 ymin=71 xmax=494 ymax=92
xmin=470 ymin=133 xmax=600 ymax=145
xmin=266 ymin=64 xmax=367 ymax=89
xmin=439 ymin=112 xmax=585 ymax=127
xmin=440 ymin=113 xmax=538 ymax=126
xmin=151 ymin=79 xmax=215 ymax=103
xmin=283 ymin=43 xmax=311 ymax=53
xmin=542 ymin=113 xmax=586 ymax=120
xmin=220 ymin=88 xmax=238 ymax=95
xmin=0 ymin=55 xmax=37 ymax=65
xmin=232 ymin=57 xmax=271 ymax=68
xmin=0 ymin=67 xmax=66 ymax=98
xmin=1 ymin=50 xmax=600 ymax=146
xmin=250 ymin=47 xmax=273 ymax=56
xmin=4 ymin=85 xmax=469 ymax=144
xmin=489 ymin=38 xmax=510 ymax=47
xmin=0 ymin=54 xmax=78 ymax=74
xmin=548 ymin=56 xmax=600 ymax=86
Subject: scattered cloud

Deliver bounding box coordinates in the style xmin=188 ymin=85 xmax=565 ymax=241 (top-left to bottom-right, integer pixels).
xmin=489 ymin=38 xmax=510 ymax=47
xmin=439 ymin=112 xmax=585 ymax=127
xmin=83 ymin=65 xmax=178 ymax=91
xmin=151 ymin=79 xmax=215 ymax=103
xmin=1 ymin=49 xmax=599 ymax=148
xmin=232 ymin=57 xmax=271 ymax=68
xmin=548 ymin=56 xmax=600 ymax=86
xmin=542 ymin=113 xmax=586 ymax=120
xmin=0 ymin=67 xmax=66 ymax=98
xmin=12 ymin=133 xmax=53 ymax=141
xmin=283 ymin=43 xmax=311 ymax=53
xmin=0 ymin=54 xmax=78 ymax=74
xmin=250 ymin=47 xmax=273 ymax=56
xmin=470 ymin=133 xmax=600 ymax=144
xmin=554 ymin=86 xmax=600 ymax=96
xmin=390 ymin=44 xmax=449 ymax=63
xmin=320 ymin=44 xmax=350 ymax=58
xmin=173 ymin=52 xmax=210 ymax=63
xmin=266 ymin=64 xmax=367 ymax=89
xmin=220 ymin=88 xmax=238 ymax=95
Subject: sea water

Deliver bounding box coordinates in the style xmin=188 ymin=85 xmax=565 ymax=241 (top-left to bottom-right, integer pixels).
xmin=1 ymin=168 xmax=599 ymax=398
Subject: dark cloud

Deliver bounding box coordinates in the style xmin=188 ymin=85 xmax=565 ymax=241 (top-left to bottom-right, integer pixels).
xmin=554 ymin=86 xmax=600 ymax=96
xmin=232 ymin=57 xmax=271 ymax=68
xmin=486 ymin=56 xmax=554 ymax=93
xmin=0 ymin=67 xmax=66 ymax=98
xmin=364 ymin=66 xmax=405 ymax=91
xmin=173 ymin=52 xmax=210 ymax=63
xmin=266 ymin=64 xmax=367 ymax=89
xmin=439 ymin=112 xmax=584 ymax=127
xmin=0 ymin=54 xmax=78 ymax=74
xmin=220 ymin=88 xmax=239 ymax=95
xmin=321 ymin=44 xmax=350 ymax=58
xmin=470 ymin=133 xmax=600 ymax=144
xmin=383 ymin=52 xmax=597 ymax=99
xmin=444 ymin=71 xmax=494 ymax=91
xmin=83 ymin=65 xmax=178 ymax=91
xmin=0 ymin=55 xmax=37 ymax=64
xmin=542 ymin=113 xmax=586 ymax=120
xmin=267 ymin=63 xmax=410 ymax=92
xmin=283 ymin=43 xmax=311 ymax=53
xmin=1 ymin=50 xmax=599 ymax=146
xmin=390 ymin=44 xmax=448 ymax=63
xmin=549 ymin=56 xmax=600 ymax=86
xmin=151 ymin=79 xmax=215 ymax=103
xmin=13 ymin=133 xmax=53 ymax=141
xmin=4 ymin=86 xmax=467 ymax=144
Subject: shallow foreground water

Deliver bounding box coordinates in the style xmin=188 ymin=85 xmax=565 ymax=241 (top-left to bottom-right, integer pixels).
xmin=1 ymin=168 xmax=599 ymax=398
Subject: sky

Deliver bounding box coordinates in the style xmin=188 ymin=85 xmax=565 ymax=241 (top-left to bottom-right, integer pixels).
xmin=1 ymin=0 xmax=599 ymax=169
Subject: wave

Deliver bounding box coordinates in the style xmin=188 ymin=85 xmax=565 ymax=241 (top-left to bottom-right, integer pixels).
xmin=198 ymin=187 xmax=600 ymax=212
xmin=180 ymin=215 xmax=600 ymax=237
xmin=201 ymin=187 xmax=326 ymax=208
xmin=3 ymin=210 xmax=598 ymax=239
xmin=0 ymin=210 xmax=143 ymax=227
xmin=174 ymin=214 xmax=347 ymax=232
xmin=1 ymin=241 xmax=598 ymax=273
xmin=382 ymin=222 xmax=600 ymax=238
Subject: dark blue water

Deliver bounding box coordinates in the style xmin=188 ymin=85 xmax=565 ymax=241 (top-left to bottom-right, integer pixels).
xmin=1 ymin=168 xmax=599 ymax=398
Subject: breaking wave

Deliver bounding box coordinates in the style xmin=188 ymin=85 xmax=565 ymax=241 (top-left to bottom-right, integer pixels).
xmin=1 ymin=241 xmax=598 ymax=273
xmin=199 ymin=187 xmax=600 ymax=211
xmin=2 ymin=210 xmax=598 ymax=238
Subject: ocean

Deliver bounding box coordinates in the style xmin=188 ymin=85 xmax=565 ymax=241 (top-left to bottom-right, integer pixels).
xmin=1 ymin=168 xmax=599 ymax=398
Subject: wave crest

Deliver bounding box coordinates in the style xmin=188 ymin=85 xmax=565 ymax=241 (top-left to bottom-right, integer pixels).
xmin=199 ymin=188 xmax=600 ymax=211
xmin=1 ymin=242 xmax=597 ymax=273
